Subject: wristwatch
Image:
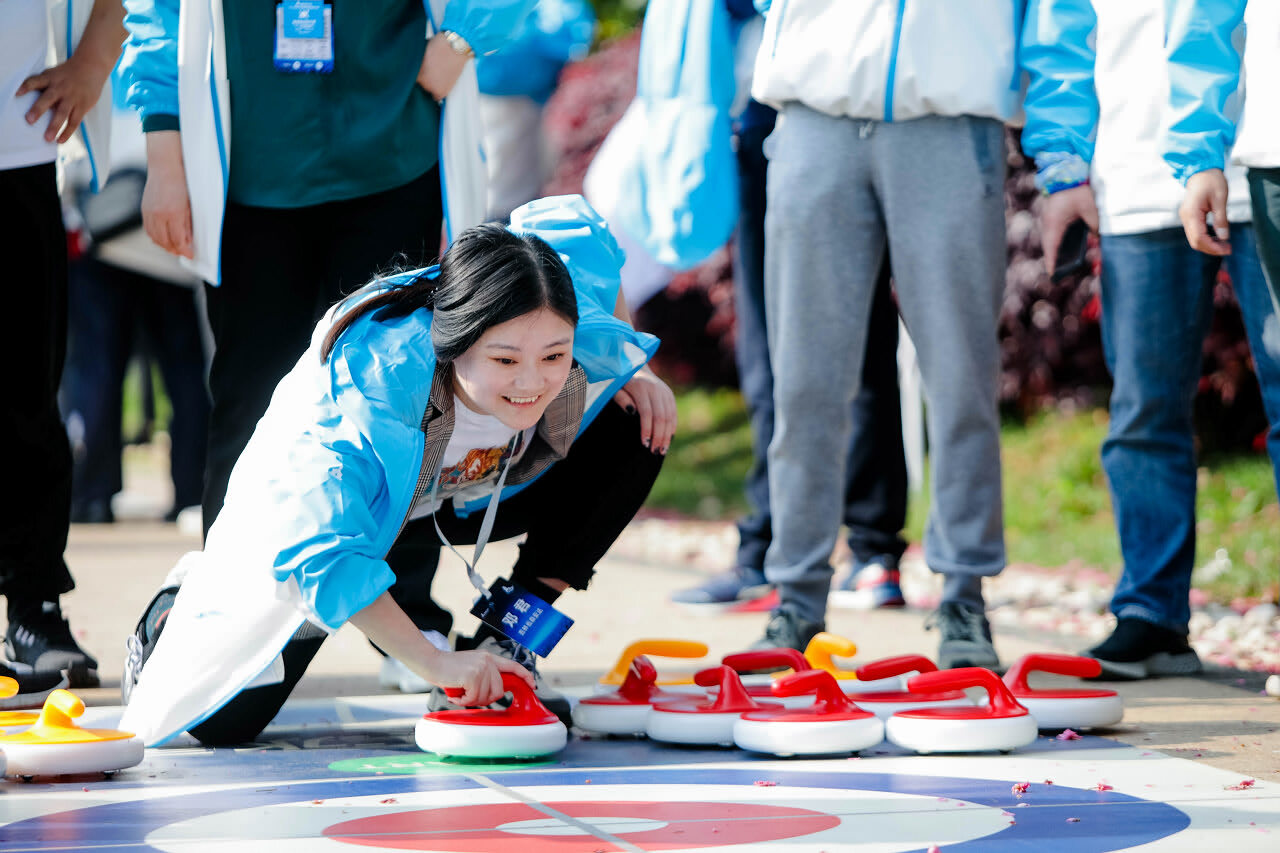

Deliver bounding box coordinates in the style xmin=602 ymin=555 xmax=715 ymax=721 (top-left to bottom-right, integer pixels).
xmin=442 ymin=30 xmax=475 ymax=58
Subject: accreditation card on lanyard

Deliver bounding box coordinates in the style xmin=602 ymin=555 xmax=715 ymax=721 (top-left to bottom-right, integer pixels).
xmin=431 ymin=436 xmax=575 ymax=659
xmin=275 ymin=0 xmax=334 ymax=73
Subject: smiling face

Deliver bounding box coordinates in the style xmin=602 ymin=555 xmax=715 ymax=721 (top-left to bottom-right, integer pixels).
xmin=449 ymin=308 xmax=576 ymax=431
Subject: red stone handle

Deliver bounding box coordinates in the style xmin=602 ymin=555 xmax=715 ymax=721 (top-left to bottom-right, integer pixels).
xmin=908 ymin=667 xmax=1025 ymax=717
xmin=854 ymin=654 xmax=938 ymax=682
xmin=722 ymin=648 xmax=812 ymax=674
xmin=1003 ymin=653 xmax=1102 ymax=693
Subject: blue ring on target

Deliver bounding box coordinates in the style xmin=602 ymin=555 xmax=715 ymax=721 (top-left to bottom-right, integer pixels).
xmin=2 ymin=766 xmax=1188 ymax=851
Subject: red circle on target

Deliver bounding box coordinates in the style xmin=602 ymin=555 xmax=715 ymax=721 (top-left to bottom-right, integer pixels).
xmin=324 ymin=800 xmax=840 ymax=851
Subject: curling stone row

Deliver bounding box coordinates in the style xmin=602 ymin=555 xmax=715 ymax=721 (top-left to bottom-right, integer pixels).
xmin=0 ymin=678 xmax=145 ymax=779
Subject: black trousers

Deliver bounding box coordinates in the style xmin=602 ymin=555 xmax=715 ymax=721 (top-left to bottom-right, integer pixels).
xmin=204 ymin=167 xmax=444 ymax=538
xmin=0 ymin=163 xmax=76 ymax=604
xmin=190 ymin=401 xmax=663 ymax=745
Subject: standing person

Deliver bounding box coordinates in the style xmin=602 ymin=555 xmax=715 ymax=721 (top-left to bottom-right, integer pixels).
xmin=1022 ymin=0 xmax=1279 ymax=680
xmin=1 ymin=0 xmax=123 ymax=692
xmin=745 ymin=0 xmax=1017 ymax=667
xmin=120 ymin=196 xmax=676 ymax=746
xmin=1163 ymin=0 xmax=1280 ymax=307
xmin=119 ymin=0 xmax=536 ymax=541
xmin=672 ymin=0 xmax=908 ymax=611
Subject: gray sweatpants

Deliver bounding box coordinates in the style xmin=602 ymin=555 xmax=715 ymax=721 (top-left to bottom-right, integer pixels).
xmin=762 ymin=106 xmax=1008 ymax=624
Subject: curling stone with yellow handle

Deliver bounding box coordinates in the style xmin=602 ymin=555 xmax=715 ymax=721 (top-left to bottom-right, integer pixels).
xmin=597 ymin=639 xmax=709 ymax=693
xmin=0 ymin=677 xmax=41 ymax=731
xmin=0 ymin=689 xmax=144 ymax=779
xmin=802 ymin=633 xmax=908 ymax=694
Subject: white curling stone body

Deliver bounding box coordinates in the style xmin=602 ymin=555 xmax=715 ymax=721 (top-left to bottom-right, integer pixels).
xmin=733 ymin=715 xmax=885 ymax=756
xmin=571 ymin=700 xmax=652 ymax=735
xmin=645 ymin=707 xmax=741 ymax=746
xmin=2 ymin=737 xmax=144 ymax=777
xmin=1019 ymin=694 xmax=1123 ymax=731
xmin=885 ymin=713 xmax=1038 ymax=754
xmin=415 ymin=719 xmax=567 ymax=758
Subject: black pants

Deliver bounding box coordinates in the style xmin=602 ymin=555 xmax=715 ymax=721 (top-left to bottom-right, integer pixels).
xmin=0 ymin=163 xmax=76 ymax=604
xmin=62 ymin=256 xmax=210 ymax=512
xmin=204 ymin=167 xmax=444 ymax=538
xmin=190 ymin=401 xmax=663 ymax=745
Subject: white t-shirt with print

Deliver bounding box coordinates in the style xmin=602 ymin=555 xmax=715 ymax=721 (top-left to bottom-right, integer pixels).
xmin=409 ymin=395 xmax=535 ymax=520
xmin=1 ymin=0 xmax=57 ymax=170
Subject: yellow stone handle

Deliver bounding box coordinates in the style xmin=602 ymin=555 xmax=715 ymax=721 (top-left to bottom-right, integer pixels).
xmin=34 ymin=689 xmax=85 ymax=735
xmin=803 ymin=632 xmax=860 ymax=679
xmin=598 ymin=639 xmax=709 ymax=686
xmin=0 ymin=675 xmax=17 ymax=698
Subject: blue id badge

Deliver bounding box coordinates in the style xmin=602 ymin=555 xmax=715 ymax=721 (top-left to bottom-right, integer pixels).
xmin=274 ymin=0 xmax=333 ymax=73
xmin=470 ymin=579 xmax=574 ymax=658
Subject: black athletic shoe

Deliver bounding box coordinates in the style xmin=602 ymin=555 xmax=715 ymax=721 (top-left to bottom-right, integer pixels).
xmin=0 ymin=661 xmax=67 ymax=709
xmin=926 ymin=601 xmax=1001 ymax=670
xmin=122 ymin=586 xmax=179 ymax=705
xmin=5 ymin=601 xmax=99 ymax=688
xmin=1083 ymin=618 xmax=1203 ymax=681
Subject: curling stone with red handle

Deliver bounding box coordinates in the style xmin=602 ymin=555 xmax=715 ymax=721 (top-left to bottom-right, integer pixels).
xmin=721 ymin=648 xmax=818 ymax=708
xmin=415 ymin=672 xmax=568 ymax=759
xmin=1002 ymin=653 xmax=1123 ymax=731
xmin=849 ymin=655 xmax=975 ymax=718
xmin=886 ymin=667 xmax=1038 ymax=754
xmin=0 ymin=689 xmax=144 ymax=779
xmin=572 ymin=656 xmax=689 ymax=736
xmin=802 ymin=632 xmax=907 ymax=694
xmin=596 ymin=639 xmax=709 ymax=694
xmin=646 ymin=665 xmax=781 ymax=747
xmin=0 ymin=677 xmax=40 ymax=731
xmin=734 ymin=670 xmax=885 ymax=756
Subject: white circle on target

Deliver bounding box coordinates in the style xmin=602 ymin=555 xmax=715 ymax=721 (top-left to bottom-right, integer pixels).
xmin=497 ymin=816 xmax=669 ymax=836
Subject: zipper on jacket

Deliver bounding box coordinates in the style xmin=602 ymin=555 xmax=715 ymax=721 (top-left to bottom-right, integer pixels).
xmin=385 ymin=402 xmax=440 ymax=555
xmin=884 ymin=0 xmax=907 ymax=122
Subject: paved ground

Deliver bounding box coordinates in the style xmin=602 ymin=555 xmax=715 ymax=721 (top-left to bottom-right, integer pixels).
xmin=23 ymin=518 xmax=1276 ymax=782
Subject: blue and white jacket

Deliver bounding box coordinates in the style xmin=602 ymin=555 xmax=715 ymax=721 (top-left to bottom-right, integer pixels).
xmin=1163 ymin=0 xmax=1279 ymax=182
xmin=118 ymin=195 xmax=659 ymax=746
xmin=1020 ymin=0 xmax=1250 ymax=235
xmin=45 ymin=0 xmax=113 ymax=190
xmin=751 ymin=0 xmax=1026 ymax=124
xmin=119 ymin=0 xmax=535 ymax=284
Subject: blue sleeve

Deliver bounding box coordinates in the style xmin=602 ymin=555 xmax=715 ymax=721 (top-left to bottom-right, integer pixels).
xmin=1162 ymin=0 xmax=1246 ymax=184
xmin=476 ymin=0 xmax=596 ymax=102
xmin=725 ymin=0 xmax=758 ymax=20
xmin=753 ymin=0 xmax=771 ymax=14
xmin=119 ymin=0 xmax=180 ymax=129
xmin=439 ymin=0 xmax=538 ymax=57
xmin=1019 ymin=0 xmax=1098 ymax=164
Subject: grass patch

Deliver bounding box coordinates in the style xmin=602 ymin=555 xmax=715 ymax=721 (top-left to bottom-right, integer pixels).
xmin=649 ymin=389 xmax=1278 ymax=601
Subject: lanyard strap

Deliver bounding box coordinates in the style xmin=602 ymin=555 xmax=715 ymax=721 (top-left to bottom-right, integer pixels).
xmin=430 ymin=434 xmax=518 ymax=597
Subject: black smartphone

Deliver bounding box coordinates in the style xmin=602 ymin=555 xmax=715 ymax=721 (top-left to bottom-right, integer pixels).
xmin=1052 ymin=218 xmax=1091 ymax=282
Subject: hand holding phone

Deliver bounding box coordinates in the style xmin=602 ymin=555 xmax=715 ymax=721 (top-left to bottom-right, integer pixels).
xmin=1052 ymin=218 xmax=1091 ymax=282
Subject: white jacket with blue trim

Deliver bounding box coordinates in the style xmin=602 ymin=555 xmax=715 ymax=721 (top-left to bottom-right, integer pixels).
xmin=1163 ymin=0 xmax=1279 ymax=181
xmin=118 ymin=195 xmax=659 ymax=746
xmin=119 ymin=0 xmax=534 ymax=284
xmin=45 ymin=0 xmax=113 ymax=191
xmin=750 ymin=0 xmax=1026 ymax=124
xmin=1020 ymin=0 xmax=1250 ymax=235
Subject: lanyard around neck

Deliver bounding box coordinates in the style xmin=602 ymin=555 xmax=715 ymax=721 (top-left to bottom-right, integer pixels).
xmin=430 ymin=434 xmax=518 ymax=598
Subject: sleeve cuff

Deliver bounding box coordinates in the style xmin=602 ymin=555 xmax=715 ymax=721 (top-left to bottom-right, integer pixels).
xmin=142 ymin=113 xmax=180 ymax=133
xmin=1034 ymin=151 xmax=1091 ymax=195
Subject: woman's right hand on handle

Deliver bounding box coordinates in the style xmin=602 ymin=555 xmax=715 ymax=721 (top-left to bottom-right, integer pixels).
xmin=431 ymin=649 xmax=535 ymax=708
xmin=142 ymin=130 xmax=194 ymax=259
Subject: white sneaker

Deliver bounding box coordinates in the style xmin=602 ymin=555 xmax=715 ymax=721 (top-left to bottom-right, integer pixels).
xmin=379 ymin=630 xmax=450 ymax=693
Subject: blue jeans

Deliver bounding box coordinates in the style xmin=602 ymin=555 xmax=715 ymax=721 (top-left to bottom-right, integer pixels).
xmin=1099 ymin=226 xmax=1280 ymax=634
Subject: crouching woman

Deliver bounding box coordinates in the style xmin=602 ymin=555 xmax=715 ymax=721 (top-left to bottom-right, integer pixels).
xmin=120 ymin=195 xmax=676 ymax=746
